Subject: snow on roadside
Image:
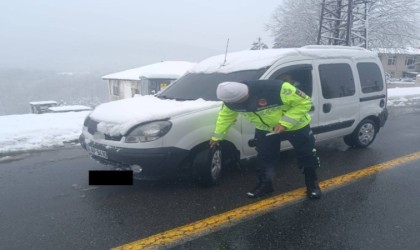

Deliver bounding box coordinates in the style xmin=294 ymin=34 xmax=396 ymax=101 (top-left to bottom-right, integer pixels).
xmin=387 ymin=87 xmax=420 ymax=107
xmin=0 ymin=111 xmax=89 ymax=155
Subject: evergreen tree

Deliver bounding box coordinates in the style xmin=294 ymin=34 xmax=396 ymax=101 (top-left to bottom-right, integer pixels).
xmin=251 ymin=37 xmax=269 ymax=50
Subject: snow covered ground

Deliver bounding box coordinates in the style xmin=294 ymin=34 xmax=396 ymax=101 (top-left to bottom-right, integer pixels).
xmin=0 ymin=111 xmax=90 ymax=157
xmin=386 ymin=87 xmax=420 ymax=107
xmin=0 ymin=87 xmax=419 ymax=158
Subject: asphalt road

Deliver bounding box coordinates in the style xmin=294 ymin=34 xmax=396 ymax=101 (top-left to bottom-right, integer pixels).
xmin=0 ymin=104 xmax=420 ymax=250
xmin=176 ymin=160 xmax=420 ymax=250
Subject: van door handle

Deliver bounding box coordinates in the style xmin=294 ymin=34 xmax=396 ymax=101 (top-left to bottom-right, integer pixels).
xmin=323 ymin=103 xmax=332 ymax=113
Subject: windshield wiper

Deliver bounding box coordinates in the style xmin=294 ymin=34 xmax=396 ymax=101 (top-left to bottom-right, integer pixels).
xmin=174 ymin=97 xmax=196 ymax=101
xmin=157 ymin=95 xmax=196 ymax=101
xmin=157 ymin=95 xmax=173 ymax=100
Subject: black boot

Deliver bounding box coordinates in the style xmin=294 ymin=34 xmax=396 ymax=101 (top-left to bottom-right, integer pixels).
xmin=246 ymin=181 xmax=274 ymax=198
xmin=304 ymin=168 xmax=322 ymax=199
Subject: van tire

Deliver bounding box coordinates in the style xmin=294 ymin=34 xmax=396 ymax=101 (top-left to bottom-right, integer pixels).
xmin=192 ymin=146 xmax=223 ymax=186
xmin=344 ymin=118 xmax=378 ymax=148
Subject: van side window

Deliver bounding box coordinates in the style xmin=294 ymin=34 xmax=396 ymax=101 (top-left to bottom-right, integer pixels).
xmin=319 ymin=63 xmax=355 ymax=99
xmin=270 ymin=66 xmax=313 ymax=97
xmin=357 ymin=63 xmax=384 ymax=93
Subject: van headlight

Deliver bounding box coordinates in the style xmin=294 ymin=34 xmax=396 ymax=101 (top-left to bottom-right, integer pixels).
xmin=125 ymin=121 xmax=172 ymax=143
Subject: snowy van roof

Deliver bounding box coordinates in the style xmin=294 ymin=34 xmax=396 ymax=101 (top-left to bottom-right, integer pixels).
xmin=102 ymin=61 xmax=196 ymax=81
xmin=189 ymin=45 xmax=378 ymax=74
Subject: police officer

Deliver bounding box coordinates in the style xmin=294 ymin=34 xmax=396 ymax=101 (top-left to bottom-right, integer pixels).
xmin=209 ymin=80 xmax=321 ymax=199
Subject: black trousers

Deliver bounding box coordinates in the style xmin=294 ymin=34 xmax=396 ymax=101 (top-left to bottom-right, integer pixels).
xmin=254 ymin=125 xmax=320 ymax=183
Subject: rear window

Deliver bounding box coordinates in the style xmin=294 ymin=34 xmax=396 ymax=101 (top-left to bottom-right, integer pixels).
xmin=357 ymin=63 xmax=384 ymax=93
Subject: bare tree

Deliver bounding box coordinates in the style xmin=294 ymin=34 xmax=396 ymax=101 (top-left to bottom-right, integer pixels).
xmin=267 ymin=0 xmax=420 ymax=49
xmin=266 ymin=0 xmax=321 ymax=48
xmin=367 ymin=0 xmax=420 ymax=48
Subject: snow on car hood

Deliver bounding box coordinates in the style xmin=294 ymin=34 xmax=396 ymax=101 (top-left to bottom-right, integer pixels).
xmin=89 ymin=95 xmax=221 ymax=136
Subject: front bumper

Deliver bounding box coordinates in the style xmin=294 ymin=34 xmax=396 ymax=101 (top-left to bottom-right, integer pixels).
xmin=79 ymin=134 xmax=189 ymax=180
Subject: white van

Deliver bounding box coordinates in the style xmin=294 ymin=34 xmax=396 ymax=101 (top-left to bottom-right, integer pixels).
xmin=79 ymin=45 xmax=388 ymax=185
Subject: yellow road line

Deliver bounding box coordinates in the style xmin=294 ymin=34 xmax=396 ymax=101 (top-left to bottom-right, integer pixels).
xmin=112 ymin=151 xmax=420 ymax=250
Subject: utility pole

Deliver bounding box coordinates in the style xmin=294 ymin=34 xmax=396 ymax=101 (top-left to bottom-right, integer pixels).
xmin=317 ymin=0 xmax=369 ymax=47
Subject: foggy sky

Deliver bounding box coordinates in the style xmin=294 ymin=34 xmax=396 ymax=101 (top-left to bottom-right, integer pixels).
xmin=0 ymin=0 xmax=281 ymax=72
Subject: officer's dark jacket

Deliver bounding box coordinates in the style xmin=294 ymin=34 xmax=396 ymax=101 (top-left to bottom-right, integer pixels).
xmin=212 ymin=80 xmax=312 ymax=141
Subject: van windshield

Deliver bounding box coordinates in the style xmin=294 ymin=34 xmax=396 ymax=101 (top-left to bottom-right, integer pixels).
xmin=157 ymin=69 xmax=268 ymax=101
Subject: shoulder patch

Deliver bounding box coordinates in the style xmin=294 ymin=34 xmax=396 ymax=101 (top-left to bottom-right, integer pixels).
xmin=282 ymin=88 xmax=292 ymax=95
xmin=258 ymin=99 xmax=268 ymax=107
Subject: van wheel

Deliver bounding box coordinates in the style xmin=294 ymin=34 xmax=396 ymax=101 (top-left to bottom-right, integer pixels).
xmin=344 ymin=118 xmax=378 ymax=148
xmin=192 ymin=146 xmax=223 ymax=186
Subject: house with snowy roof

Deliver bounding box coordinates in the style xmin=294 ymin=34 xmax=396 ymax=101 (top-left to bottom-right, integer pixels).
xmin=102 ymin=61 xmax=196 ymax=101
xmin=374 ymin=47 xmax=420 ymax=79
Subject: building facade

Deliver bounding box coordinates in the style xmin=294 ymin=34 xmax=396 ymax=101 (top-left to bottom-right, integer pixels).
xmin=376 ymin=48 xmax=420 ymax=79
